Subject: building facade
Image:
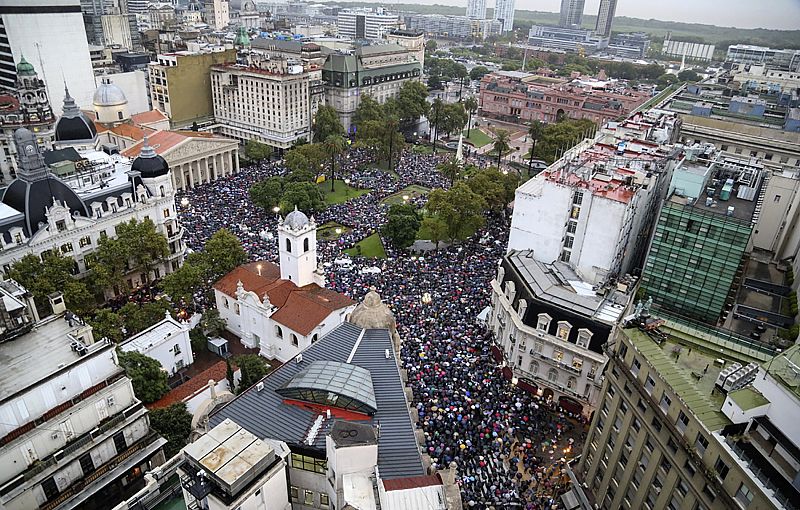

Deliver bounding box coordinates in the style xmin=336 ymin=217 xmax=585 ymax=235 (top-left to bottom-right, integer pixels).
xmin=480 ymin=71 xmax=648 ymax=126
xmin=0 ymin=0 xmax=96 ymax=114
xmin=120 ymin=314 xmax=194 ymax=377
xmin=0 ymin=299 xmax=167 ymax=510
xmin=0 ymin=58 xmax=56 ymax=183
xmin=726 ymin=44 xmax=800 ymax=71
xmin=386 ymin=29 xmax=425 ymax=67
xmin=148 ymin=49 xmax=237 ymax=128
xmin=336 ymin=8 xmax=400 ymax=40
xmin=575 ymin=320 xmax=793 ymax=510
xmin=466 ymin=0 xmax=487 ymax=20
xmin=204 ymin=0 xmax=230 ymax=30
xmin=527 ymin=25 xmax=609 ymax=53
xmin=559 ymin=0 xmax=586 ymax=27
xmin=322 ymin=44 xmax=422 ymax=131
xmin=493 ymin=0 xmax=515 ymax=32
xmin=211 ymin=57 xmax=314 ymax=150
xmin=490 ymin=251 xmax=634 ymax=417
xmin=640 ymin=152 xmax=763 ymax=324
xmin=403 ymin=14 xmax=501 ymax=41
xmin=594 ymin=0 xmax=618 ymax=37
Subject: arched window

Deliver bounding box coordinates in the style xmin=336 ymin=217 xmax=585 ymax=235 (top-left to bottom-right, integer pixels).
xmin=312 ymin=333 xmax=318 ymax=343
xmin=285 ymin=238 xmax=291 ymax=253
xmin=567 ymin=376 xmax=577 ymax=390
xmin=303 ymin=237 xmax=309 ymax=252
xmin=275 ymin=325 xmax=283 ymax=338
xmin=291 ymin=334 xmax=298 ymax=347
xmin=159 ymin=186 xmax=165 ymax=197
xmin=117 ymin=111 xmax=123 ymax=120
xmin=547 ymin=368 xmax=558 ymax=382
xmin=529 ymin=361 xmax=538 ymax=374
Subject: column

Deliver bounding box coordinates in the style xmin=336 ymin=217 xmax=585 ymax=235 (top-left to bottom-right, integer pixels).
xmin=233 ymin=150 xmax=240 ymax=173
xmin=188 ymin=163 xmax=195 ymax=188
xmin=201 ymin=157 xmax=209 ymax=184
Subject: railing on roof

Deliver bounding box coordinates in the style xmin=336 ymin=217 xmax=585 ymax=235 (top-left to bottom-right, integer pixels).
xmin=654 ymin=307 xmax=778 ymax=361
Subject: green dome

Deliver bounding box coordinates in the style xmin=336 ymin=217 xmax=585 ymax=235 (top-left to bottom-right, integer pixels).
xmin=16 ymin=56 xmax=35 ymax=76
xmin=234 ymin=27 xmax=250 ymax=47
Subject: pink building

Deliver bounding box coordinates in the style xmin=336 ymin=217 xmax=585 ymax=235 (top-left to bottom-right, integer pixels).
xmin=479 ymin=71 xmax=649 ymax=125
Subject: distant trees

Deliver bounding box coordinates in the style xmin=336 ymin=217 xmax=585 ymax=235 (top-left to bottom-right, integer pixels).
xmin=678 ymin=69 xmax=701 ymax=82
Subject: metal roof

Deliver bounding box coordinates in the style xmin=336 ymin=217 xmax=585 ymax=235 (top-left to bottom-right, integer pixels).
xmin=277 ymin=360 xmax=378 ymax=414
xmin=209 ymin=322 xmax=425 ymax=479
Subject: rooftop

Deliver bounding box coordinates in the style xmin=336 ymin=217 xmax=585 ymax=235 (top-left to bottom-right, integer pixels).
xmin=623 ymin=327 xmax=732 ymax=430
xmin=120 ymin=315 xmax=184 ymax=353
xmin=727 ymin=386 xmax=769 ymax=411
xmin=763 ymin=343 xmax=800 ymax=400
xmin=0 ymin=315 xmax=109 ymax=401
xmin=209 ymin=322 xmax=424 ymax=479
xmin=508 ymin=251 xmax=635 ymax=329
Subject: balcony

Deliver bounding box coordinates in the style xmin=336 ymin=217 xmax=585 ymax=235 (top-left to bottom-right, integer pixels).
xmin=166 ymin=227 xmax=183 ymax=242
xmin=724 ymin=436 xmax=799 ymax=510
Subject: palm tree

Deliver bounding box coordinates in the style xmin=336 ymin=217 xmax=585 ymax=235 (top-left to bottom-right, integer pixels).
xmin=493 ymin=129 xmax=511 ymax=168
xmin=323 ymin=134 xmax=345 ymax=192
xmin=430 ymin=98 xmax=444 ymax=154
xmin=437 ymin=157 xmax=461 ymax=186
xmin=527 ymin=120 xmax=544 ymax=175
xmin=463 ymin=96 xmax=478 ymax=137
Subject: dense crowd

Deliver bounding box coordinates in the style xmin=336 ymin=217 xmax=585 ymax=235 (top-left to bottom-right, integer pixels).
xmin=177 ymin=148 xmax=586 ymax=509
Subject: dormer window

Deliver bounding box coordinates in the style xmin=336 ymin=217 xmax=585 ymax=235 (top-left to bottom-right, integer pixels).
xmin=556 ymin=321 xmax=572 ymax=340
xmin=577 ymin=329 xmax=593 ymax=348
xmin=537 ymin=313 xmax=551 ymax=332
xmin=517 ymin=299 xmax=527 ymax=318
xmin=56 ymin=220 xmax=66 ymax=232
xmin=504 ymin=280 xmax=516 ymax=301
xmin=14 ymin=233 xmax=22 ymax=244
xmin=496 ymin=266 xmax=505 ymax=283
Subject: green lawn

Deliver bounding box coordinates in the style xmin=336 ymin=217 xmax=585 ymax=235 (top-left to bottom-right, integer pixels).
xmin=317 ymin=222 xmax=351 ymax=241
xmin=463 ymin=128 xmax=493 ymax=148
xmin=318 ymin=179 xmax=371 ymax=204
xmin=380 ymin=185 xmax=431 ymax=206
xmin=344 ymin=233 xmax=387 ymax=258
xmin=412 ymin=144 xmax=434 ymax=155
xmin=417 ymin=219 xmax=433 ymax=241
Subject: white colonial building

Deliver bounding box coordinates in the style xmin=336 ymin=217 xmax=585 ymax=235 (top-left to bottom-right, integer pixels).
xmin=120 ymin=313 xmax=194 ymax=377
xmin=214 ymin=209 xmax=355 ymax=362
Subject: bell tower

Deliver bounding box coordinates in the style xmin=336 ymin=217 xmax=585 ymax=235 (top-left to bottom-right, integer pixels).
xmin=277 ymin=207 xmax=318 ymax=287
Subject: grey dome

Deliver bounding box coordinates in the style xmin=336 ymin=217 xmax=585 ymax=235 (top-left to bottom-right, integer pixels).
xmin=131 ymin=137 xmax=169 ymax=178
xmin=283 ymin=207 xmax=310 ymax=230
xmin=93 ymin=80 xmax=127 ymax=107
xmin=55 ymin=85 xmax=97 ymax=142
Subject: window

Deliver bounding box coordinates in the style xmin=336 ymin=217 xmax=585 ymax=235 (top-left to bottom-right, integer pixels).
xmin=632 ymin=358 xmax=641 ymax=376
xmin=224 ymin=298 xmax=229 ymax=309
xmin=714 ymin=457 xmax=730 ymax=480
xmin=645 ymin=375 xmax=655 ymax=394
xmin=637 ymin=398 xmax=646 ymax=412
xmin=651 ymin=416 xmax=662 ymax=432
xmin=529 ymin=361 xmax=538 ymax=374
xmin=291 ymin=334 xmax=299 ymax=347
xmin=304 ymin=490 xmax=314 ymax=505
xmin=667 ymin=437 xmax=678 ymax=454
xmin=572 ymin=356 xmax=583 ymax=370
xmin=676 ymin=411 xmax=689 ymax=433
xmin=163 ymin=208 xmax=170 ymax=218
xmin=695 ymin=434 xmax=708 ymax=455
xmin=577 ymin=329 xmax=592 ymax=348
xmin=276 ymin=325 xmax=283 ymax=338
xmin=660 ymin=393 xmax=671 ymax=413
xmin=556 ymin=321 xmax=571 ymax=340
xmin=234 ymin=303 xmax=240 ymax=315
xmin=285 ymin=238 xmax=292 ymax=252
xmin=291 ymin=453 xmax=327 ymax=473
xmin=684 ymin=459 xmax=696 ymax=478
xmin=290 ymin=486 xmax=299 ymax=501
xmin=548 ymin=368 xmax=558 ymax=382
xmin=735 ymin=483 xmax=753 ymax=506
xmin=619 ymin=344 xmax=628 ymax=359
xmin=567 ymin=376 xmax=577 ymax=389
xmin=320 ymin=492 xmax=330 ymax=507
xmin=304 ymin=238 xmax=310 ymax=252
xmin=537 ymin=313 xmax=551 ymax=331
xmin=79 ymin=236 xmax=91 ymax=248
xmin=173 ymin=343 xmax=181 ymax=355
xmin=553 ymin=350 xmax=563 ymax=361
xmin=774 ymin=194 xmax=782 ymax=202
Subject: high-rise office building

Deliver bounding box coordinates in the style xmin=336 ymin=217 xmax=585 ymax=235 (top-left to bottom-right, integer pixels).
xmin=337 ymin=8 xmax=400 ymax=40
xmin=466 ymin=0 xmax=486 ymax=19
xmin=493 ymin=0 xmax=515 ymax=32
xmin=595 ymin=0 xmax=617 ymax=37
xmin=0 ymin=0 xmax=96 ymax=114
xmin=559 ymin=0 xmax=586 ymax=27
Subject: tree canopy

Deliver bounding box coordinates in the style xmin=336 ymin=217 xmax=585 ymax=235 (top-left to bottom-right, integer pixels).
xmin=244 ymin=139 xmax=272 ymax=161
xmin=149 ymin=403 xmax=193 ymax=457
xmin=10 ymin=251 xmax=94 ymax=316
xmin=312 ymin=105 xmax=345 ymax=141
xmin=236 ymin=354 xmax=271 ymax=394
xmin=280 ymin=181 xmax=325 ymax=213
xmin=426 ymin=183 xmax=487 ymax=241
xmin=395 ymin=80 xmax=430 ymax=131
xmin=469 ymin=66 xmax=490 ymax=81
xmin=532 ymin=119 xmax=595 ymax=164
xmin=117 ymin=350 xmax=170 ymax=403
xmin=381 ymin=204 xmax=421 ymax=249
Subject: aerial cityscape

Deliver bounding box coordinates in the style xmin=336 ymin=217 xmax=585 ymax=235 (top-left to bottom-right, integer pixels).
xmin=0 ymin=0 xmax=798 ymax=509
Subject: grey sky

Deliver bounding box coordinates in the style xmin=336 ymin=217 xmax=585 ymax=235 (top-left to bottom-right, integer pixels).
xmin=372 ymin=0 xmax=800 ymax=30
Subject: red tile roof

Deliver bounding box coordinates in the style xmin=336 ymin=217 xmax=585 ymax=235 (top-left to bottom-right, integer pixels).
xmin=382 ymin=474 xmax=442 ymax=491
xmin=121 ymin=129 xmax=189 ymax=157
xmin=148 ymin=360 xmax=229 ymax=410
xmin=131 ymin=109 xmax=168 ymax=125
xmin=214 ymin=262 xmax=354 ymax=336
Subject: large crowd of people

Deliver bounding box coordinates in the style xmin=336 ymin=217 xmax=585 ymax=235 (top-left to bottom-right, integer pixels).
xmin=177 ymin=148 xmax=586 ymax=509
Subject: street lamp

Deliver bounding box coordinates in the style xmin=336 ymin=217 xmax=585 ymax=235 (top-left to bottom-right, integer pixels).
xmin=335 ymin=227 xmax=342 ymax=236
xmin=272 ymin=206 xmax=280 ymax=220
xmin=402 ymin=194 xmax=410 ymax=202
xmin=257 ymin=264 xmax=262 ymax=276
xmin=344 ymin=178 xmax=350 ymax=197
xmin=421 ymin=292 xmax=432 ymax=305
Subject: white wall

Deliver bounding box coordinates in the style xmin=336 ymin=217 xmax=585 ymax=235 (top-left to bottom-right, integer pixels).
xmin=120 ymin=319 xmax=193 ymax=377
xmin=3 ymin=1 xmax=96 ymax=115
xmin=509 ymin=177 xmax=571 ymax=265
xmin=753 ymin=172 xmax=800 ymax=253
xmin=753 ymin=373 xmax=800 ymax=448
xmin=184 ymin=379 xmax=230 ymax=415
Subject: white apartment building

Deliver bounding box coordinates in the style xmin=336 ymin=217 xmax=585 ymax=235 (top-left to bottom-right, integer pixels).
xmin=214 ymin=209 xmax=355 ymax=363
xmin=466 ymin=0 xmax=487 ymax=19
xmin=211 ymin=57 xmax=314 ymax=150
xmin=336 ymin=8 xmax=400 ymax=40
xmin=0 ymin=0 xmax=96 ymax=114
xmin=508 ymin=112 xmax=681 ymax=285
xmin=120 ymin=314 xmax=194 ymax=377
xmin=493 ymin=0 xmax=516 ymax=32
xmin=0 ymin=298 xmax=166 ymax=510
xmin=204 ymin=0 xmax=230 ymax=30
xmin=489 ymin=250 xmax=635 ymax=417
